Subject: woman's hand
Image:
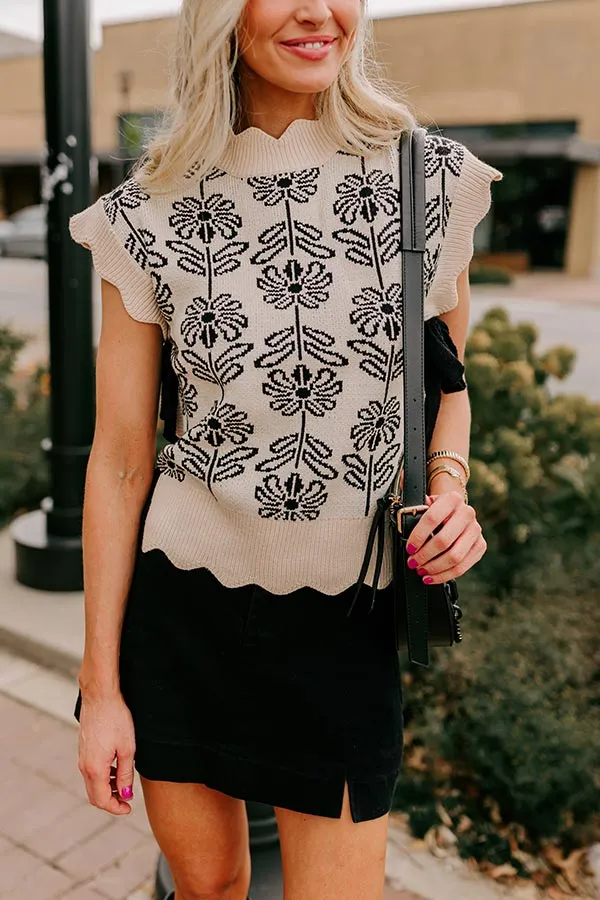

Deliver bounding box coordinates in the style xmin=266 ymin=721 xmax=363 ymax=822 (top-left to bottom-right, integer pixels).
xmin=77 ymin=691 xmax=136 ymax=815
xmin=404 ymin=490 xmax=487 ymax=585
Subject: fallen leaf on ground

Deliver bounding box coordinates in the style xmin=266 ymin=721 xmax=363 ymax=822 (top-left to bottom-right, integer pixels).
xmin=456 ymin=815 xmax=473 ymax=834
xmin=436 ymin=802 xmax=453 ymax=827
xmin=490 ymin=863 xmax=518 ymax=879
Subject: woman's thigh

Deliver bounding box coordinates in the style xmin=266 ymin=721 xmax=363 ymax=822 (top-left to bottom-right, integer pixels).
xmin=275 ymin=783 xmax=389 ymax=900
xmin=139 ymin=776 xmax=251 ymax=899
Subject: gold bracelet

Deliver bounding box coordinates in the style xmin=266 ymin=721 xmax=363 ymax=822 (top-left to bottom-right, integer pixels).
xmin=427 ymin=465 xmax=469 ymax=502
xmin=427 ymin=450 xmax=470 ymax=483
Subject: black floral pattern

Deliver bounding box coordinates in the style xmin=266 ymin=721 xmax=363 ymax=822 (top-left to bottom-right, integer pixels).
xmin=248 ymin=163 xmax=348 ymax=516
xmin=258 ymin=260 xmax=332 ymax=310
xmin=332 ymin=153 xmax=406 ymax=514
xmin=169 ymin=195 xmax=242 ymax=243
xmin=349 ymin=398 xmax=401 ymax=453
xmin=150 ymin=271 xmax=175 ymax=321
xmin=424 ymin=135 xmax=465 ymax=235
xmin=256 ymin=472 xmax=327 ymax=521
xmin=157 ymin=443 xmax=185 ymax=481
xmin=199 ymin=402 xmax=255 ymax=448
xmin=178 ymin=376 xmax=199 ymax=419
xmin=138 ymin=229 xmax=168 ymax=269
xmin=350 ymin=284 xmax=403 ymax=342
xmin=425 ymin=135 xmax=465 ymax=179
xmin=334 ymin=169 xmax=398 ymax=225
xmin=181 ymin=294 xmax=248 ymax=349
xmin=100 ymin=134 xmax=472 ymax=528
xmin=249 ymin=169 xmax=319 ymax=207
xmin=263 ymin=365 xmax=342 ymax=417
xmin=103 ymin=179 xmax=149 ymax=225
xmin=172 ymin=402 xmax=259 ymax=494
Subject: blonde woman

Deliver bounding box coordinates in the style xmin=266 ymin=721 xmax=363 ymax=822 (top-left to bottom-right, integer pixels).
xmin=70 ymin=1 xmax=502 ymax=897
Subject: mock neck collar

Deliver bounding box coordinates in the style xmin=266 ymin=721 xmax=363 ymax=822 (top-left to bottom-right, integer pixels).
xmin=218 ymin=117 xmax=340 ymax=178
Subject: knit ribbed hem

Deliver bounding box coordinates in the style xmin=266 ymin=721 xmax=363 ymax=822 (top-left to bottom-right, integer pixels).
xmin=425 ymin=148 xmax=503 ymax=320
xmin=141 ymin=473 xmax=393 ymax=595
xmin=219 ymin=118 xmax=341 ymax=177
xmin=69 ymin=199 xmax=168 ymax=339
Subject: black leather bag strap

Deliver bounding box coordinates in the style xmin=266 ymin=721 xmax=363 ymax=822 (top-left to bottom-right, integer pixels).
xmin=399 ymin=128 xmax=429 ymax=667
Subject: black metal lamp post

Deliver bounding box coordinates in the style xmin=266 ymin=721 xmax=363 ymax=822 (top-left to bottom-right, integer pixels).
xmin=11 ymin=0 xmax=95 ymax=591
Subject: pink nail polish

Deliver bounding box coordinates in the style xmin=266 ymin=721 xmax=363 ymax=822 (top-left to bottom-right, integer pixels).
xmin=423 ymin=577 xmax=434 ymax=585
xmin=407 ymin=544 xmax=417 ymax=555
xmin=417 ymin=568 xmax=428 ymax=577
xmin=121 ymin=786 xmax=133 ymax=800
xmin=407 ymin=558 xmax=419 ymax=570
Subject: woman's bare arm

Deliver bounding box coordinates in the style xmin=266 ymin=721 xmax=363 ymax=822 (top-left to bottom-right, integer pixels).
xmin=426 ymin=265 xmax=472 ymax=488
xmin=78 ymin=278 xmax=163 ymax=700
xmin=405 ymin=267 xmax=487 ymax=583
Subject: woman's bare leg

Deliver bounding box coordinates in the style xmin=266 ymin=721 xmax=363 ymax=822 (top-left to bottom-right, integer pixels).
xmin=139 ymin=776 xmax=251 ymax=900
xmin=275 ymin=783 xmax=389 ymax=900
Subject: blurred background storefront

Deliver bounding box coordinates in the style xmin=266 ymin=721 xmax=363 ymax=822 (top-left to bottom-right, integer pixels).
xmin=0 ymin=0 xmax=598 ymax=277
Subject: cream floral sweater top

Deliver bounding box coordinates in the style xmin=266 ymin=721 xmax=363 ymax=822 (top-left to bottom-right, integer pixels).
xmin=70 ymin=119 xmax=502 ymax=595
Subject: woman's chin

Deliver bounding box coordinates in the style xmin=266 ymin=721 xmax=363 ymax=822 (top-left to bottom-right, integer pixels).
xmin=278 ymin=73 xmax=339 ymax=96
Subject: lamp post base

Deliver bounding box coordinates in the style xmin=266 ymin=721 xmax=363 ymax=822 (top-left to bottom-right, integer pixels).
xmin=11 ymin=509 xmax=83 ymax=592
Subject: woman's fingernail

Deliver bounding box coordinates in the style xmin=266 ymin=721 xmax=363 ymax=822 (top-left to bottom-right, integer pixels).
xmin=417 ymin=568 xmax=428 ymax=577
xmin=423 ymin=577 xmax=434 ymax=585
xmin=407 ymin=558 xmax=419 ymax=570
xmin=407 ymin=544 xmax=417 ymax=555
xmin=121 ymin=786 xmax=133 ymax=800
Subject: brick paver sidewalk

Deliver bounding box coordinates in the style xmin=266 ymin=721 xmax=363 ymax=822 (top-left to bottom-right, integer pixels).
xmin=0 ymin=689 xmax=418 ymax=899
xmin=0 ymin=691 xmax=158 ymax=899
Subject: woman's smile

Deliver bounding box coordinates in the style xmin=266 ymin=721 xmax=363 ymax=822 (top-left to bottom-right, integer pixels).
xmin=279 ymin=35 xmax=339 ymax=62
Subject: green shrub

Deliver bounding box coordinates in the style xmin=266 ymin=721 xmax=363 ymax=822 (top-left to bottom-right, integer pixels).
xmin=0 ymin=326 xmax=49 ymax=526
xmin=467 ymin=307 xmax=600 ymax=594
xmin=394 ymin=308 xmax=600 ymax=876
xmin=396 ymin=583 xmax=600 ymax=852
xmin=469 ymin=266 xmax=514 ymax=285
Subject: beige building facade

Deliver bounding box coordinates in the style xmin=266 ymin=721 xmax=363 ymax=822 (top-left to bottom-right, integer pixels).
xmin=0 ymin=0 xmax=599 ymax=276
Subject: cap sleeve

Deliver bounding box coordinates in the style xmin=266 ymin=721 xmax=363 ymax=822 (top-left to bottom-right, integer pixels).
xmin=424 ymin=145 xmax=503 ymax=320
xmin=69 ymin=184 xmax=168 ymax=340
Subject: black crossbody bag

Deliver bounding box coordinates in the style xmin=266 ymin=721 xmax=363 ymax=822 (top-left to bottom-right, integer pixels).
xmin=349 ymin=129 xmax=463 ymax=668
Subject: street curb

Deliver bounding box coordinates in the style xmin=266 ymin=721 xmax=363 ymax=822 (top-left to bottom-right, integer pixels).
xmin=0 ymin=621 xmax=80 ymax=678
xmin=0 ymin=528 xmax=83 ymax=679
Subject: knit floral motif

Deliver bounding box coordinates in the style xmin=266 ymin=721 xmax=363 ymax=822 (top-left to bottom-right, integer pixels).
xmin=350 ymin=285 xmax=403 ymax=342
xmin=249 ymin=165 xmax=348 ymax=519
xmin=262 ymin=365 xmax=343 ymax=418
xmin=102 ymin=179 xmax=149 ymax=225
xmin=249 ymin=169 xmax=320 ymax=207
xmin=258 ymin=260 xmax=332 ymax=310
xmin=100 ymin=132 xmax=472 ymax=524
xmin=180 ymin=295 xmax=248 ymax=349
xmin=169 ymin=195 xmax=242 ymax=244
xmin=334 ymin=169 xmax=398 ymax=226
xmin=255 ymin=471 xmax=327 ymax=521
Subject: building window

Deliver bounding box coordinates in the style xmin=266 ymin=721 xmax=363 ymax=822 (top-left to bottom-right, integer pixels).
xmin=439 ymin=121 xmax=577 ymax=143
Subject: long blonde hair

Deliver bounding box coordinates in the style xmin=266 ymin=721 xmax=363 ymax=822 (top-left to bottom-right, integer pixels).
xmin=134 ymin=0 xmax=416 ymax=192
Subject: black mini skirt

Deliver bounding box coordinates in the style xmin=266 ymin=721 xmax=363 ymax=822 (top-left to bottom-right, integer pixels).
xmin=74 ymin=524 xmax=404 ymax=824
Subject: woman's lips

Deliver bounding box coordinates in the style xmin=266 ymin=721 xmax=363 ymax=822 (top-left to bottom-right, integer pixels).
xmin=279 ymin=38 xmax=337 ymax=62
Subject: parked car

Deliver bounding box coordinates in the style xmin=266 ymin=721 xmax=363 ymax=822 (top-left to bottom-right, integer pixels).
xmin=0 ymin=205 xmax=47 ymax=259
